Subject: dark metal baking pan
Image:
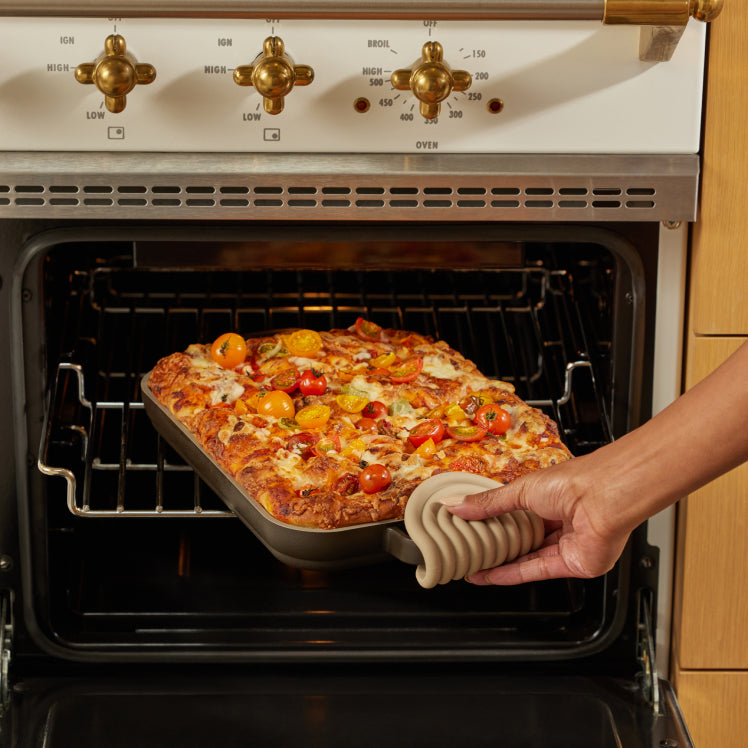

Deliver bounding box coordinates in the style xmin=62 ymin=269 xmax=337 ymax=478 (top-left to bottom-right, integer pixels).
xmin=141 ymin=371 xmax=423 ymax=570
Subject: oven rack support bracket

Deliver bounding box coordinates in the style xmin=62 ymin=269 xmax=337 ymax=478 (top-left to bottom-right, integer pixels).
xmin=39 ymin=359 xmax=605 ymax=518
xmin=0 ymin=591 xmax=12 ymax=716
xmin=636 ymin=589 xmax=661 ymax=714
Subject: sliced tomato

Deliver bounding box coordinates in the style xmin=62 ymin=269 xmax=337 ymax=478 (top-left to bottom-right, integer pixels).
xmin=355 ymin=417 xmax=379 ymax=434
xmin=295 ymin=403 xmax=332 ymax=430
xmin=286 ymin=432 xmax=320 ymax=459
xmin=298 ymin=368 xmax=327 ymax=396
xmin=355 ymin=317 xmax=385 ymax=342
xmin=388 ymin=357 xmax=423 ymax=384
xmin=210 ymin=332 xmax=247 ymax=370
xmin=359 ymin=464 xmax=392 ymax=494
xmin=335 ymin=394 xmax=369 ymax=413
xmin=285 ymin=329 xmax=323 ymax=357
xmin=474 ymin=403 xmax=512 ymax=435
xmin=407 ymin=418 xmax=445 ymax=448
xmin=312 ymin=433 xmax=341 ymax=457
xmin=255 ymin=390 xmax=296 ymax=418
xmin=361 ymin=400 xmax=387 ymax=419
xmin=334 ymin=472 xmax=359 ymax=496
xmin=445 ymin=424 xmax=488 ymax=442
xmin=271 ymin=366 xmax=300 ymax=393
xmin=369 ymin=351 xmax=397 ymax=369
xmin=413 ymin=437 xmax=437 ymax=459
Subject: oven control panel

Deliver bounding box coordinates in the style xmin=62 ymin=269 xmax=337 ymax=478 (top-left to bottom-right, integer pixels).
xmin=0 ymin=17 xmax=706 ymax=153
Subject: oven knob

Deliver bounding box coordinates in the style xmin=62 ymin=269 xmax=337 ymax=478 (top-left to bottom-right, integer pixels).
xmin=233 ymin=36 xmax=314 ymax=115
xmin=391 ymin=42 xmax=472 ymax=120
xmin=74 ymin=34 xmax=156 ymax=114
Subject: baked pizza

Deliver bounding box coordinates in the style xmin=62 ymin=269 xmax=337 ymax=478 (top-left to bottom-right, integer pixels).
xmin=146 ymin=319 xmax=571 ymax=529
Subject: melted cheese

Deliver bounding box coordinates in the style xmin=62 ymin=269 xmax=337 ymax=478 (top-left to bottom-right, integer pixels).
xmin=209 ymin=379 xmax=245 ymax=406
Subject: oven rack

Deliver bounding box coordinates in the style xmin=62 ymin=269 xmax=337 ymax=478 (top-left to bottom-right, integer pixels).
xmin=38 ymin=358 xmax=605 ymax=519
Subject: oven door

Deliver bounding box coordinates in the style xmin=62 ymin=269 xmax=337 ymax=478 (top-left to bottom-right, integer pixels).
xmin=2 ymin=669 xmax=692 ymax=748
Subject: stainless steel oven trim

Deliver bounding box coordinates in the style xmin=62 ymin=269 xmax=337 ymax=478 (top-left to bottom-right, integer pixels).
xmin=0 ymin=152 xmax=699 ymax=221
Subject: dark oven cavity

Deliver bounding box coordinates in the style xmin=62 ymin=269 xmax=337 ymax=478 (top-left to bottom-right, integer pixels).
xmin=14 ymin=223 xmax=653 ymax=665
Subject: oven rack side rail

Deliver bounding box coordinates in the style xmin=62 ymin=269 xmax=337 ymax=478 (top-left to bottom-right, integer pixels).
xmin=37 ymin=358 xmax=608 ymax=518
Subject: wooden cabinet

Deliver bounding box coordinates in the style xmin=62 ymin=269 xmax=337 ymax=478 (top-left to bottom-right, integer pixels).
xmin=671 ymin=2 xmax=748 ymax=745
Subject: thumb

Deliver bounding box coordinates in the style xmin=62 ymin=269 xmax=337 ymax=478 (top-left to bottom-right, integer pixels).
xmin=440 ymin=478 xmax=527 ymax=521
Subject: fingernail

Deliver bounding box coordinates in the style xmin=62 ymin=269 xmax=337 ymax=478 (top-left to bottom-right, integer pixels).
xmin=439 ymin=495 xmax=465 ymax=508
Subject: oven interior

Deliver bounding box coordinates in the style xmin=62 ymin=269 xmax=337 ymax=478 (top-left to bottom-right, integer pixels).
xmin=14 ymin=222 xmax=657 ymax=671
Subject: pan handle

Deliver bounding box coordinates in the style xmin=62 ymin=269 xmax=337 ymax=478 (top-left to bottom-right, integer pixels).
xmin=383 ymin=525 xmax=424 ymax=566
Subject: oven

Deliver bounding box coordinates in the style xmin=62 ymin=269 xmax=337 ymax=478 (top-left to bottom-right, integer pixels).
xmin=0 ymin=2 xmax=719 ymax=746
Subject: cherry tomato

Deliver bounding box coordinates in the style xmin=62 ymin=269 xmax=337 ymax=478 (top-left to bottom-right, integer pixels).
xmin=474 ymin=403 xmax=512 ymax=435
xmin=355 ymin=317 xmax=385 ymax=342
xmin=445 ymin=424 xmax=488 ymax=442
xmin=361 ymin=400 xmax=387 ymax=419
xmin=271 ymin=367 xmax=300 ymax=393
xmin=255 ymin=390 xmax=295 ymax=419
xmin=407 ymin=418 xmax=446 ymax=448
xmin=388 ymin=357 xmax=423 ymax=384
xmin=355 ymin=417 xmax=379 ymax=434
xmin=359 ymin=464 xmax=392 ymax=494
xmin=312 ymin=434 xmax=341 ymax=457
xmin=369 ymin=351 xmax=397 ymax=369
xmin=287 ymin=432 xmax=320 ymax=459
xmin=298 ymin=368 xmax=327 ymax=396
xmin=295 ymin=403 xmax=332 ymax=430
xmin=285 ymin=329 xmax=323 ymax=357
xmin=334 ymin=472 xmax=359 ymax=496
xmin=336 ymin=394 xmax=369 ymax=413
xmin=210 ymin=332 xmax=247 ymax=370
xmin=413 ymin=437 xmax=437 ymax=459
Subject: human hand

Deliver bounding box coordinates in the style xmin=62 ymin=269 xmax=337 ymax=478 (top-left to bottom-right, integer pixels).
xmin=441 ymin=456 xmax=632 ymax=585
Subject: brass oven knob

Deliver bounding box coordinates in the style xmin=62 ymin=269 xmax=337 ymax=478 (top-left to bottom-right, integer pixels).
xmin=74 ymin=34 xmax=156 ymax=114
xmin=233 ymin=36 xmax=314 ymax=115
xmin=391 ymin=42 xmax=472 ymax=120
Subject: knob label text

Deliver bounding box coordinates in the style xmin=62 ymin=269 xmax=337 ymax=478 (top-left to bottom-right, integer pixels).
xmin=368 ymin=40 xmax=390 ymax=48
xmin=416 ymin=141 xmax=439 ymax=150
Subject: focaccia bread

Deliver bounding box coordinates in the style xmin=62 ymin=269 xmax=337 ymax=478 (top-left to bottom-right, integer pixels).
xmin=146 ymin=319 xmax=572 ymax=529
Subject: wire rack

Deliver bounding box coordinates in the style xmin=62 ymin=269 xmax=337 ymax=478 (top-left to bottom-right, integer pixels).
xmin=39 ymin=261 xmax=614 ymax=518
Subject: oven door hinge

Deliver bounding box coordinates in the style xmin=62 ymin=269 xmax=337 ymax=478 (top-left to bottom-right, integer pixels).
xmin=636 ymin=588 xmax=661 ymax=715
xmin=0 ymin=591 xmax=12 ymax=715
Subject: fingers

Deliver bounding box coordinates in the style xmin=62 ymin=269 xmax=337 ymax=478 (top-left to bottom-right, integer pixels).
xmin=465 ymin=544 xmax=576 ymax=585
xmin=440 ymin=479 xmax=526 ymax=521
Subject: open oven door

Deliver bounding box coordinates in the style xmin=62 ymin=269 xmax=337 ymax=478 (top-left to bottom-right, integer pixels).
xmin=2 ymin=671 xmax=692 ymax=748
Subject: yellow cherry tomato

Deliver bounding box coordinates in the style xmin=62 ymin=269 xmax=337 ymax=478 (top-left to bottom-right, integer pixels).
xmin=336 ymin=394 xmax=369 ymax=413
xmin=341 ymin=438 xmax=366 ymax=459
xmin=444 ymin=403 xmax=468 ymax=424
xmin=285 ymin=329 xmax=323 ymax=357
xmin=210 ymin=332 xmax=247 ymax=369
xmin=369 ymin=351 xmax=397 ymax=369
xmin=255 ymin=390 xmax=295 ymax=419
xmin=295 ymin=403 xmax=332 ymax=430
xmin=413 ymin=437 xmax=437 ymax=459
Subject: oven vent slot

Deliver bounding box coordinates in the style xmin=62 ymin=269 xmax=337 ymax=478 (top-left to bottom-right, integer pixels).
xmin=0 ymin=153 xmax=698 ymax=221
xmin=0 ymin=183 xmax=662 ymax=214
xmin=37 ymin=264 xmax=613 ymax=519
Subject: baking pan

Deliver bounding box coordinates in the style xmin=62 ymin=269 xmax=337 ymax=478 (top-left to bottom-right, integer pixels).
xmin=141 ymin=372 xmax=545 ymax=576
xmin=141 ymin=371 xmax=424 ymax=570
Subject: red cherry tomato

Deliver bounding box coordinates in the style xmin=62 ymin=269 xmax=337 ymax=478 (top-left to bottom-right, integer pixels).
xmin=388 ymin=357 xmax=423 ymax=384
xmin=355 ymin=417 xmax=379 ymax=434
xmin=355 ymin=317 xmax=385 ymax=342
xmin=311 ymin=433 xmax=341 ymax=457
xmin=407 ymin=418 xmax=446 ymax=448
xmin=271 ymin=367 xmax=301 ymax=393
xmin=361 ymin=400 xmax=387 ymax=419
xmin=298 ymin=368 xmax=327 ymax=396
xmin=286 ymin=432 xmax=320 ymax=460
xmin=359 ymin=464 xmax=392 ymax=494
xmin=445 ymin=424 xmax=488 ymax=443
xmin=474 ymin=403 xmax=512 ymax=435
xmin=334 ymin=473 xmax=360 ymax=496
xmin=210 ymin=333 xmax=247 ymax=370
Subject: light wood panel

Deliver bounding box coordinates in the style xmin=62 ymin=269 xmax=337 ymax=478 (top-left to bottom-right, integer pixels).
xmin=672 ymin=336 xmax=748 ymax=669
xmin=690 ymin=1 xmax=748 ymax=335
xmin=671 ymin=670 xmax=748 ymax=748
